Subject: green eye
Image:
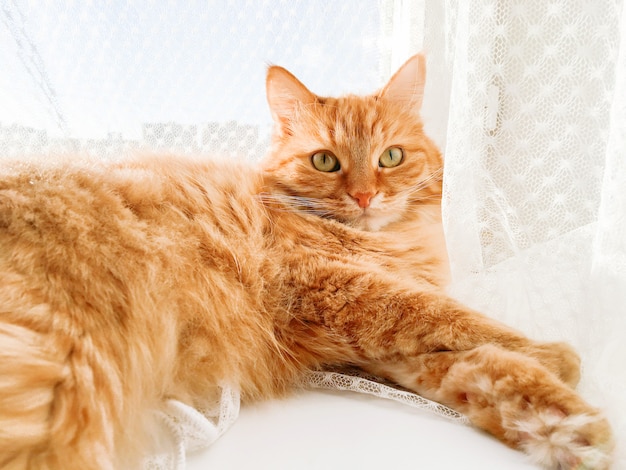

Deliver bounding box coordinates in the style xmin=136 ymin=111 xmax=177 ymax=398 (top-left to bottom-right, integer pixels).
xmin=379 ymin=147 xmax=404 ymax=168
xmin=311 ymin=152 xmax=340 ymax=172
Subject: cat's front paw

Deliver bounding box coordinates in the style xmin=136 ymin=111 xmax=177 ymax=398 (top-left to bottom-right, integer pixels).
xmin=441 ymin=345 xmax=611 ymax=469
xmin=506 ymin=397 xmax=614 ymax=469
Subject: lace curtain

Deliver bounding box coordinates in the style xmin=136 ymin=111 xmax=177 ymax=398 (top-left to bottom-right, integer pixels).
xmin=419 ymin=2 xmax=626 ymax=467
xmin=2 ymin=0 xmax=625 ymax=467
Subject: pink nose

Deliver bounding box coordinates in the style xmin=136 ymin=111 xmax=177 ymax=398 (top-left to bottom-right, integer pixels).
xmin=351 ymin=192 xmax=376 ymax=209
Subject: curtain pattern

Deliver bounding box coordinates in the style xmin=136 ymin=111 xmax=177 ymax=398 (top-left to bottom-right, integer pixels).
xmin=422 ymin=1 xmax=626 ymax=466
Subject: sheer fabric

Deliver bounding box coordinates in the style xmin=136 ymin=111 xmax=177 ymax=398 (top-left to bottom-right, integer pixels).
xmin=1 ymin=1 xmax=625 ymax=467
xmin=420 ymin=2 xmax=626 ymax=466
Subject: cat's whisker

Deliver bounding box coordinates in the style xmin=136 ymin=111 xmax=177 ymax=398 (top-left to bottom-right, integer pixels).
xmin=418 ymin=167 xmax=444 ymax=185
xmin=408 ymin=195 xmax=442 ymax=203
xmin=257 ymin=193 xmax=326 ymax=207
xmin=401 ymin=168 xmax=444 ymax=197
xmin=404 ymin=191 xmax=442 ymax=200
xmin=404 ymin=201 xmax=441 ymax=209
xmin=256 ymin=193 xmax=340 ymax=219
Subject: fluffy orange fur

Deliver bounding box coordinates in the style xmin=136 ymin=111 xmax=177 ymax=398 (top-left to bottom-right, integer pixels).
xmin=0 ymin=55 xmax=614 ymax=469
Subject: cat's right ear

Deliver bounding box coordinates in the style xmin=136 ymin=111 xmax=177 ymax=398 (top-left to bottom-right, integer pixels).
xmin=266 ymin=66 xmax=317 ymax=132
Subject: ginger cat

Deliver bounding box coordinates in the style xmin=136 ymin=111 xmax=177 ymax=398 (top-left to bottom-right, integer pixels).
xmin=262 ymin=54 xmax=449 ymax=288
xmin=0 ymin=55 xmax=614 ymax=469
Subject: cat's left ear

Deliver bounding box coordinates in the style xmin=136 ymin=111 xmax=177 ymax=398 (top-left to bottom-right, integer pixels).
xmin=379 ymin=53 xmax=426 ymax=112
xmin=266 ymin=65 xmax=317 ymax=130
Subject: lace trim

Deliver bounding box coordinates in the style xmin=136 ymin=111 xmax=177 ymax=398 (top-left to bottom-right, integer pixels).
xmin=144 ymin=386 xmax=240 ymax=470
xmin=143 ymin=372 xmax=467 ymax=469
xmin=303 ymin=369 xmax=469 ymax=424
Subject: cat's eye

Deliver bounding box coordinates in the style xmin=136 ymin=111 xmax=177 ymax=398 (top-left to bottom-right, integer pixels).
xmin=311 ymin=152 xmax=340 ymax=172
xmin=379 ymin=147 xmax=404 ymax=168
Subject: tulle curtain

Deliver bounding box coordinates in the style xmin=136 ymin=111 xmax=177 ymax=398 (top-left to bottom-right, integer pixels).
xmin=0 ymin=0 xmax=383 ymax=159
xmin=1 ymin=0 xmax=625 ymax=467
xmin=418 ymin=0 xmax=626 ymax=465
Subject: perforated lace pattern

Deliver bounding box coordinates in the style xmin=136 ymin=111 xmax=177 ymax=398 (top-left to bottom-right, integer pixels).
xmin=303 ymin=370 xmax=469 ymax=424
xmin=422 ymin=2 xmax=626 ymax=466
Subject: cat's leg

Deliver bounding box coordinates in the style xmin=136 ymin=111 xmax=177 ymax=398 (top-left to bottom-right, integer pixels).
xmin=401 ymin=293 xmax=581 ymax=387
xmin=368 ymin=346 xmax=613 ymax=470
xmin=514 ymin=340 xmax=581 ymax=388
xmin=412 ymin=294 xmax=579 ymax=386
xmin=285 ymin=264 xmax=609 ymax=467
xmin=302 ymin=275 xmax=579 ymax=386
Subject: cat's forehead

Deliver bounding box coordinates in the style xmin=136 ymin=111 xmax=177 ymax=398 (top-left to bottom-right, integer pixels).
xmin=319 ymin=95 xmax=383 ymax=124
xmin=305 ymin=94 xmax=420 ymax=147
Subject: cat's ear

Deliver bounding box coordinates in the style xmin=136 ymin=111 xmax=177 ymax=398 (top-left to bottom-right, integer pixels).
xmin=266 ymin=66 xmax=317 ymax=128
xmin=379 ymin=53 xmax=426 ymax=112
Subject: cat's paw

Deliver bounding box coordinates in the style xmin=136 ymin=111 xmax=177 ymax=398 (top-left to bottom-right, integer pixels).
xmin=523 ymin=341 xmax=581 ymax=388
xmin=449 ymin=345 xmax=611 ymax=469
xmin=508 ymin=401 xmax=614 ymax=470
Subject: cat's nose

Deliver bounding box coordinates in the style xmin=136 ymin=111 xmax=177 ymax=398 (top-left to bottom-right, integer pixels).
xmin=351 ymin=192 xmax=376 ymax=209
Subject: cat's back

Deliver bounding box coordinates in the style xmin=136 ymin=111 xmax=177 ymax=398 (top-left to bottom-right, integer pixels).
xmin=0 ymin=154 xmax=270 ymax=333
xmin=0 ymin=154 xmax=266 ymax=245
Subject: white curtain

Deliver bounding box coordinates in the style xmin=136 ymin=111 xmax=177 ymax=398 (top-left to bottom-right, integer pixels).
xmin=2 ymin=0 xmax=625 ymax=467
xmin=418 ymin=0 xmax=626 ymax=466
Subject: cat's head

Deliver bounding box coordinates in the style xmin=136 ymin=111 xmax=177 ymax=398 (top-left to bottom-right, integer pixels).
xmin=261 ymin=54 xmax=442 ymax=231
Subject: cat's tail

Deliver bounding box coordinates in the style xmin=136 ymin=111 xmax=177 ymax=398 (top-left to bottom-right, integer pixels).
xmin=0 ymin=322 xmax=68 ymax=468
xmin=0 ymin=321 xmax=131 ymax=470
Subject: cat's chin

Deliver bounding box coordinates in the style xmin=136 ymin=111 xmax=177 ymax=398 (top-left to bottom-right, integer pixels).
xmin=352 ymin=213 xmax=401 ymax=231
